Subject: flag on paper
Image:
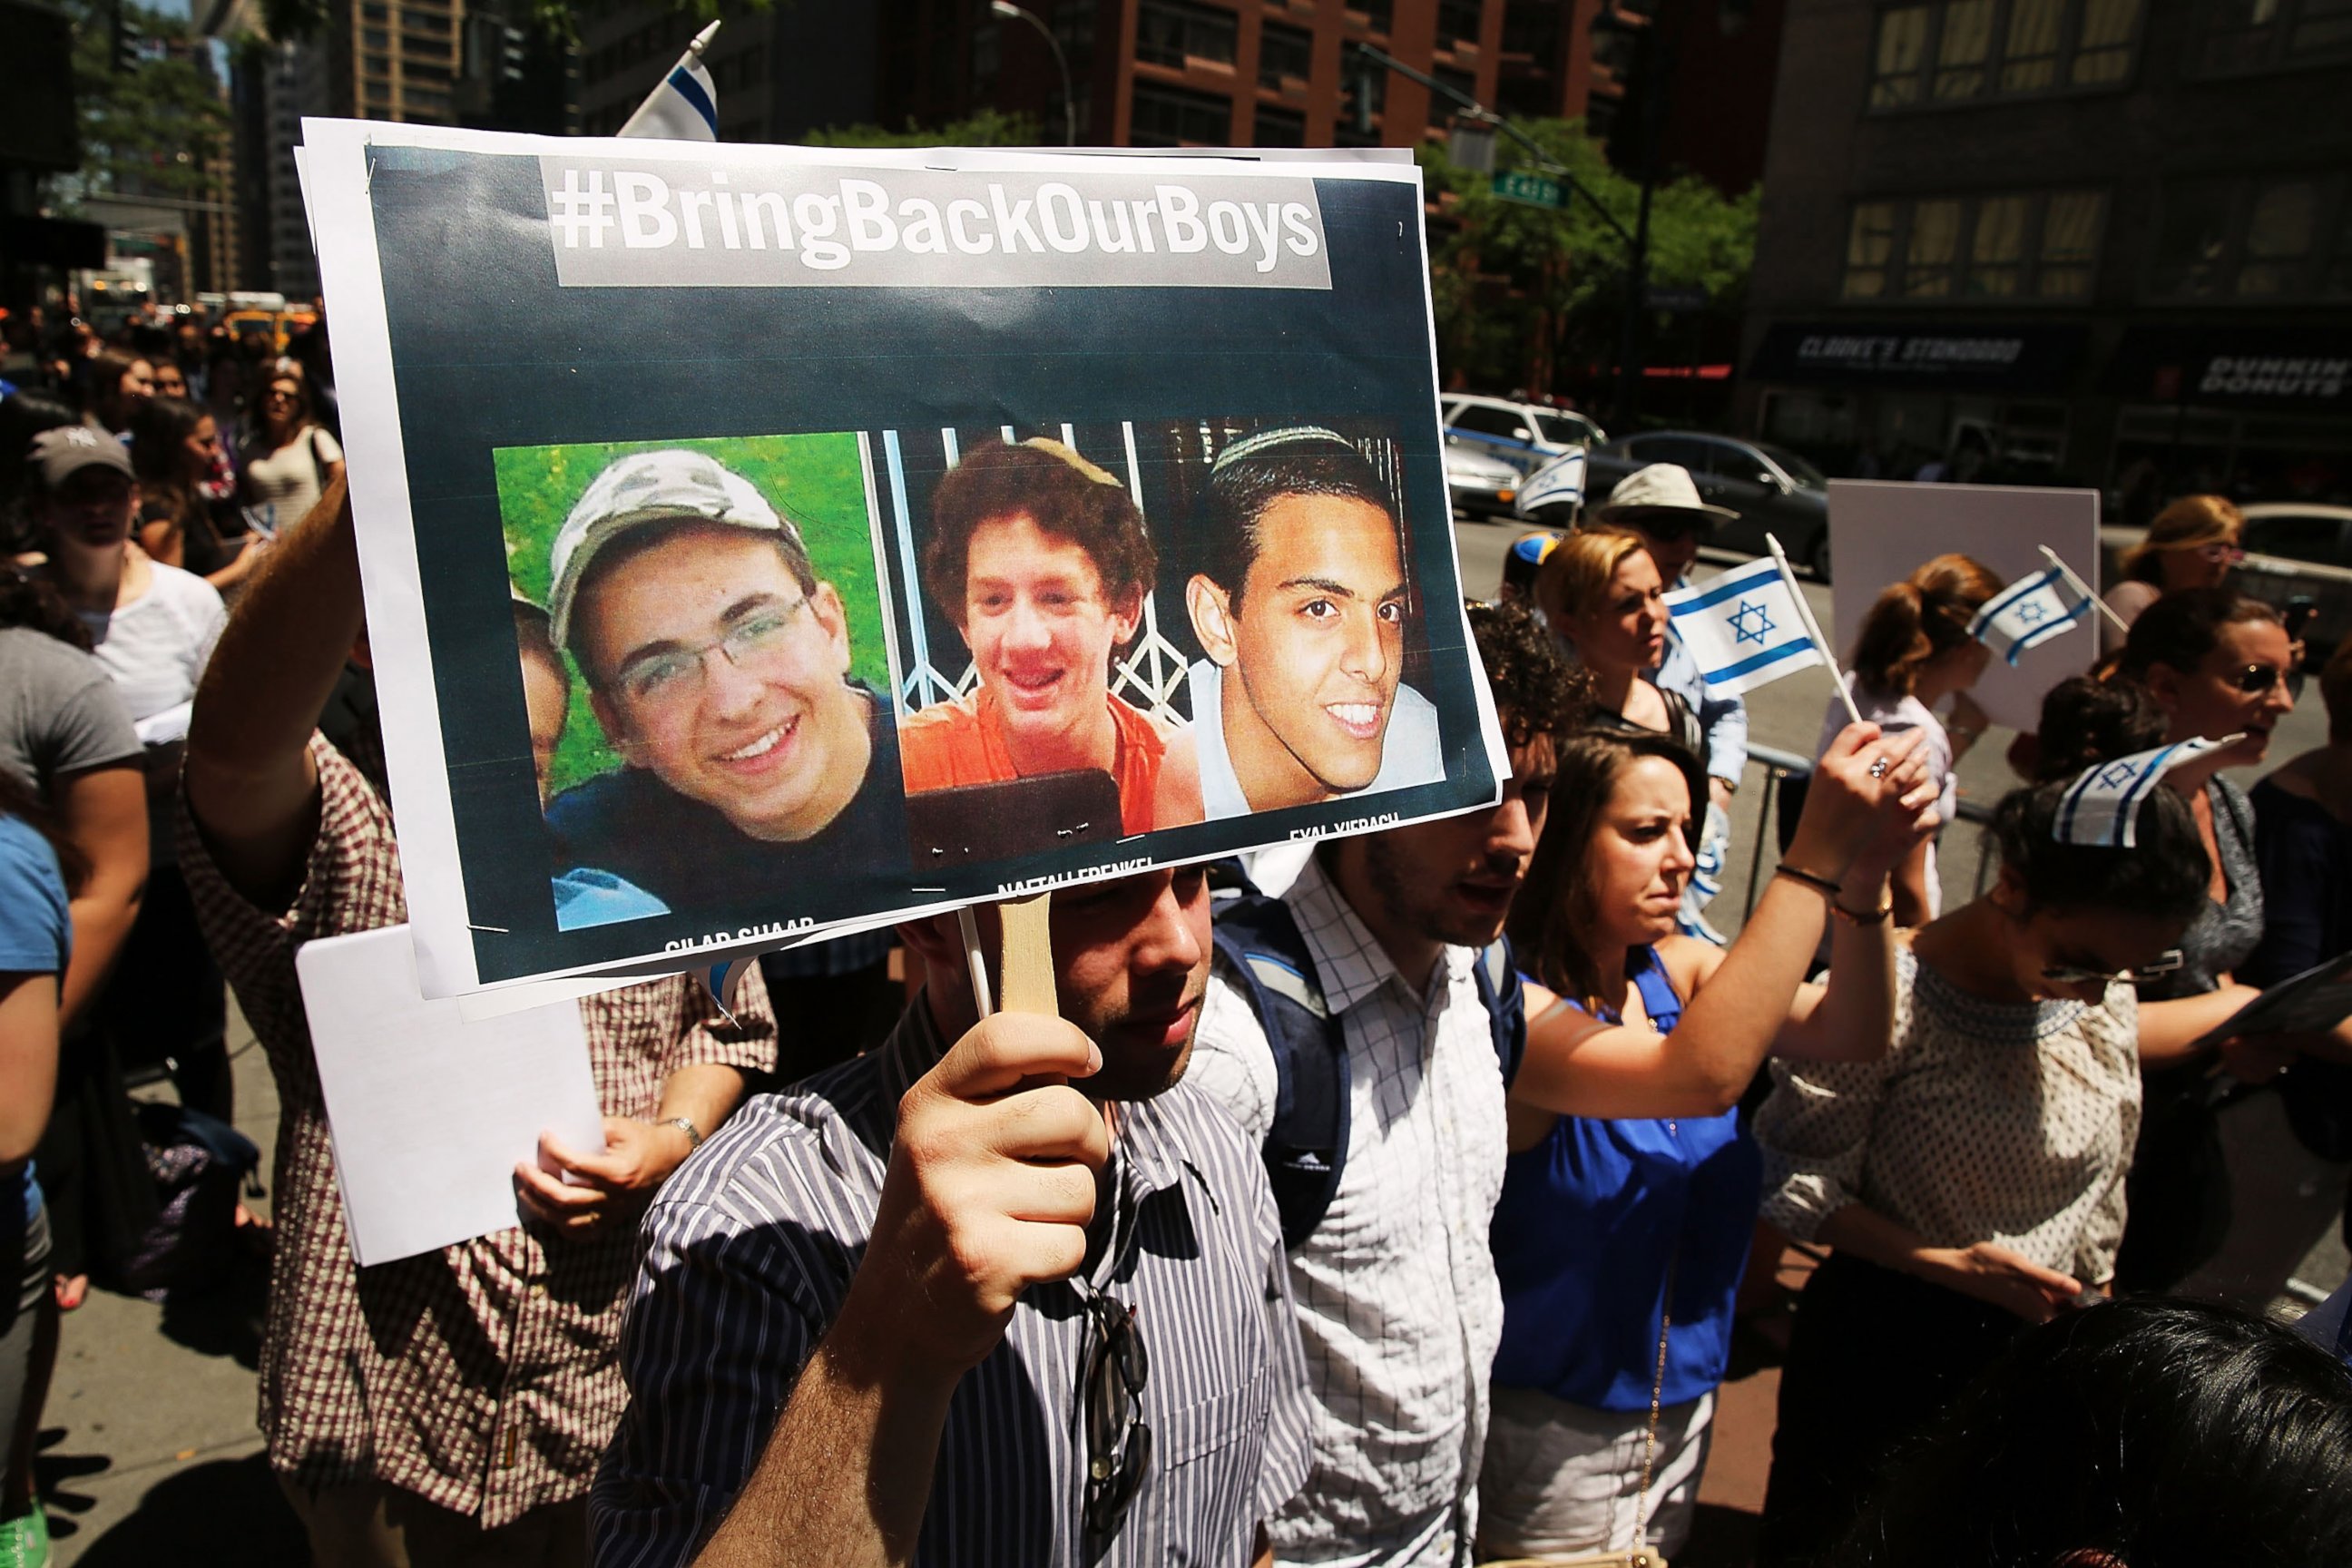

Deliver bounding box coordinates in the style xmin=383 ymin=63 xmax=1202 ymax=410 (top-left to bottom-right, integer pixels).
xmin=1516 ymin=449 xmax=1585 ymax=516
xmin=1966 ymin=564 xmax=2093 ymax=665
xmin=1661 ymin=556 xmax=1828 ymax=698
xmin=2054 ymin=736 xmax=2233 ymax=848
xmin=619 ymin=22 xmax=720 ymax=142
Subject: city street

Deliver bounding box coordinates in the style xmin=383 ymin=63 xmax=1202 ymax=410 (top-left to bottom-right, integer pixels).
xmin=30 ymin=514 xmax=2348 ymax=1566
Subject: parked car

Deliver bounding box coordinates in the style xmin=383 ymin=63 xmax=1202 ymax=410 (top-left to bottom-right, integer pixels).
xmin=2102 ymin=502 xmax=2352 ymax=661
xmin=1568 ymin=430 xmax=1835 ymax=577
xmin=1443 ymin=394 xmax=1606 ymax=475
xmin=1446 ymin=443 xmax=1523 ymax=520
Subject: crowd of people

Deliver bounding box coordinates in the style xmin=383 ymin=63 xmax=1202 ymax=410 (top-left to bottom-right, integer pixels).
xmin=3 ymin=309 xmax=2352 ymax=1568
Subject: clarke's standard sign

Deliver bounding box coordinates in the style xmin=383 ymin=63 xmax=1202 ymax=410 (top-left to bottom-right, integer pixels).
xmin=299 ymin=121 xmax=1505 ymax=996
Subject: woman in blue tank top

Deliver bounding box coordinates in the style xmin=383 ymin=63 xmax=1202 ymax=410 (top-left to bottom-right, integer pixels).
xmin=1477 ymin=725 xmax=1932 ymax=1561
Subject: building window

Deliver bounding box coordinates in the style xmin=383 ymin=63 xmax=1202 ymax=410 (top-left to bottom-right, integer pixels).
xmin=2151 ymin=174 xmax=2352 ymax=298
xmin=1868 ymin=0 xmax=2141 ymax=106
xmin=1350 ymin=0 xmax=1394 ymax=34
xmin=363 ymin=27 xmax=389 ymax=50
xmin=399 ymin=6 xmax=450 ymax=33
xmin=1136 ymin=0 xmax=1237 ymax=69
xmin=1427 ymin=65 xmax=1475 ymax=126
xmin=1129 ymin=80 xmax=1232 ymax=144
xmin=1259 ymin=20 xmax=1310 ymax=91
xmin=1844 ymin=190 xmax=2105 ymax=300
xmin=2196 ymin=0 xmax=2352 ymax=71
xmin=1438 ymin=0 xmax=1485 ymax=47
xmin=1845 ymin=202 xmax=1898 ymax=297
xmin=1253 ymin=103 xmax=1306 ymax=145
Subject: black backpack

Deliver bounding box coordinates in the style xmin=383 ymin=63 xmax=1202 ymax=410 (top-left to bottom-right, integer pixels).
xmin=1212 ymin=889 xmax=1525 ymax=1250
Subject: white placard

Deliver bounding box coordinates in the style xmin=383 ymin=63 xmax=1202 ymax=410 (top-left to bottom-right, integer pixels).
xmin=1828 ymin=480 xmax=2103 ymax=734
xmin=294 ymin=923 xmax=607 ymax=1267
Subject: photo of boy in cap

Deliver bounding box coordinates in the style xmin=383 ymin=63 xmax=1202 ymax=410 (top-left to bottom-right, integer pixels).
xmin=506 ymin=441 xmax=905 ymax=925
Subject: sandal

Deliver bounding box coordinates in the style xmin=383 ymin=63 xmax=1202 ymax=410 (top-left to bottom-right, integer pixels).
xmin=51 ymin=1274 xmax=85 ymax=1312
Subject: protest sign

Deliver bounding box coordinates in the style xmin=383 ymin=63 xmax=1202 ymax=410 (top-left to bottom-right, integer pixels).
xmin=300 ymin=121 xmax=1505 ymax=995
xmin=1827 ymin=481 xmax=2102 ymax=733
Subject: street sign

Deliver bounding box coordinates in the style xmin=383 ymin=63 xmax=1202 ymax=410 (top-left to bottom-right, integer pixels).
xmin=1645 ymin=285 xmax=1710 ymax=313
xmin=1491 ymin=171 xmax=1563 ymax=210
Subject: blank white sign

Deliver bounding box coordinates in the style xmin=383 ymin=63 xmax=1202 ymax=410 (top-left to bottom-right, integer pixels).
xmin=294 ymin=924 xmax=607 ymax=1267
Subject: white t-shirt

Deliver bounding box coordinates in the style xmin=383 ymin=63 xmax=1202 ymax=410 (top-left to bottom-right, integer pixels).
xmin=1187 ymin=659 xmax=1446 ymax=820
xmin=1815 ymin=672 xmax=1955 ymax=919
xmin=78 ymin=562 xmax=227 ymax=735
xmin=240 ymin=425 xmax=342 ymax=531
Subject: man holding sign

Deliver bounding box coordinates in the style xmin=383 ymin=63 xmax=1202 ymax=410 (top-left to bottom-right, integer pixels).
xmin=593 ymin=869 xmax=1313 ymax=1566
xmin=178 ymin=477 xmax=778 ymax=1563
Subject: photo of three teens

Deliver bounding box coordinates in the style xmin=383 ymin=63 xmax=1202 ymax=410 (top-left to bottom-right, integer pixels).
xmin=505 ymin=422 xmax=1446 ymax=930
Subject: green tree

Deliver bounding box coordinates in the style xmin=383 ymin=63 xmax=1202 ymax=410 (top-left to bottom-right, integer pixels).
xmin=57 ymin=0 xmax=234 ymax=207
xmin=803 ymin=110 xmax=1044 ymax=149
xmin=1416 ymin=119 xmax=1756 ymax=407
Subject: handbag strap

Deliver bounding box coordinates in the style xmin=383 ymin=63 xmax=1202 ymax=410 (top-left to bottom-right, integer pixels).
xmin=1630 ymin=1260 xmax=1677 ymax=1556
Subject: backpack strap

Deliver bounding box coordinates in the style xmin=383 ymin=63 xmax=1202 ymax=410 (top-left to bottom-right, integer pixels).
xmin=1211 ymin=893 xmax=1349 ymax=1251
xmin=1475 ymin=931 xmax=1528 ymax=1089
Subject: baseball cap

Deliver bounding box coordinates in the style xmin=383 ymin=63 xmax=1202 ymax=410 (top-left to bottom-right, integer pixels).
xmin=545 ymin=448 xmax=808 ymax=650
xmin=29 ymin=423 xmax=134 ymax=493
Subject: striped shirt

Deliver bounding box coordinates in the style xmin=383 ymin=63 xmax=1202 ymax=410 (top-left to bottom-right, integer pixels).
xmin=590 ymin=997 xmax=1316 ymax=1568
xmin=1188 ymin=857 xmax=1511 ymax=1568
xmin=176 ymin=735 xmax=778 ymax=1526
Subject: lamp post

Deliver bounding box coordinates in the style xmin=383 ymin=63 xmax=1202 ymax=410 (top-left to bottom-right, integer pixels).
xmin=990 ymin=1 xmax=1076 ymax=147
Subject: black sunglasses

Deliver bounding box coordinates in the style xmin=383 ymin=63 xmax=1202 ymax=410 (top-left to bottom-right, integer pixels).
xmin=1077 ymin=1281 xmax=1152 ymax=1544
xmin=2225 ymin=663 xmax=2289 ymax=695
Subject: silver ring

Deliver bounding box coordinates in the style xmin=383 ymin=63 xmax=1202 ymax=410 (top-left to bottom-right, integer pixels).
xmin=1868 ymin=757 xmax=1892 ymax=779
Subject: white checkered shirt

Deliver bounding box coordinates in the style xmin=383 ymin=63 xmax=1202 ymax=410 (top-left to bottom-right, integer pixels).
xmin=1189 ymin=856 xmax=1510 ymax=1568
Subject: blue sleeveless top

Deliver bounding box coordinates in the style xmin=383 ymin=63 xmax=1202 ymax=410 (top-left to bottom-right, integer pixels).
xmin=1489 ymin=945 xmax=1763 ymax=1412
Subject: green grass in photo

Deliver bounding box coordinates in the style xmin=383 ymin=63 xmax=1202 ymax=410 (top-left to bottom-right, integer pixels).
xmin=494 ymin=431 xmax=889 ymax=798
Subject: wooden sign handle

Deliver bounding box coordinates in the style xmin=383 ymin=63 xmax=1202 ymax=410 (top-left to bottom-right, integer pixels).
xmin=996 ymin=891 xmax=1059 ymax=1017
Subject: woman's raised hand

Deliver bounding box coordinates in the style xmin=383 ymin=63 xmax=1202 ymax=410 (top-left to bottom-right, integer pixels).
xmin=1786 ymin=723 xmax=1935 ymax=884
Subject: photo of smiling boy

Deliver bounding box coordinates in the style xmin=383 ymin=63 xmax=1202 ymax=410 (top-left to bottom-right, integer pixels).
xmin=539 ymin=447 xmax=906 ymax=921
xmin=899 ymin=437 xmax=1204 ymax=834
xmin=1169 ymin=426 xmax=1445 ymax=818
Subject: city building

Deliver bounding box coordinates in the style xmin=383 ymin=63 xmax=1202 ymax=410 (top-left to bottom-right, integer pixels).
xmin=1739 ymin=0 xmax=2352 ymax=510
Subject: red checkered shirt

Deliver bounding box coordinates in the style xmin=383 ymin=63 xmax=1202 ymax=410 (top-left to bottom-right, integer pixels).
xmin=177 ymin=735 xmax=778 ymax=1526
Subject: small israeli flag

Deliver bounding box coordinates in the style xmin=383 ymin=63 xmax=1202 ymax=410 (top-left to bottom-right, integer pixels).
xmin=619 ymin=21 xmax=721 ymax=142
xmin=2054 ymin=735 xmax=2235 ymax=848
xmin=1516 ymin=449 xmax=1586 ymax=516
xmin=1966 ymin=565 xmax=2092 ymax=666
xmin=1662 ymin=555 xmax=1828 ymax=698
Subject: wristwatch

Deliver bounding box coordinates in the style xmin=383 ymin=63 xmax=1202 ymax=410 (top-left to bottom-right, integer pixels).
xmin=661 ymin=1115 xmax=704 ymax=1151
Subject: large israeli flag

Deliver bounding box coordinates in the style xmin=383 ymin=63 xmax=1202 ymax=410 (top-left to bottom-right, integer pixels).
xmin=1967 ymin=564 xmax=2092 ymax=666
xmin=1661 ymin=556 xmax=1828 ymax=698
xmin=2053 ymin=735 xmax=2232 ymax=848
xmin=1515 ymin=449 xmax=1585 ymax=516
xmin=619 ymin=22 xmax=721 ymax=142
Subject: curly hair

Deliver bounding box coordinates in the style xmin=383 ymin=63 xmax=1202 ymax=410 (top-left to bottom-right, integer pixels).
xmin=1467 ymin=598 xmax=1592 ymax=749
xmin=922 ymin=438 xmax=1155 ymax=640
xmin=2033 ymin=675 xmax=2166 ymax=782
xmin=1850 ymin=554 xmax=2004 ymax=700
xmin=0 ymin=562 xmax=94 ymax=652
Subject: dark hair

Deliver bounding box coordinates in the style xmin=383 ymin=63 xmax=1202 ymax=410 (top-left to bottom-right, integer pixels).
xmin=2032 ymin=675 xmax=2168 ymax=782
xmin=1850 ymin=554 xmax=2003 ymax=700
xmin=1467 ymin=598 xmax=1592 ymax=749
xmin=1198 ymin=430 xmax=1395 ymax=610
xmin=1990 ymin=779 xmax=2210 ymax=923
xmin=2119 ymin=587 xmax=2283 ymax=681
xmin=1827 ymin=1298 xmax=2352 ymax=1568
xmin=1510 ymin=727 xmax=1706 ymax=1011
xmin=128 ymin=396 xmax=208 ymax=485
xmin=922 ymin=439 xmax=1155 ymax=640
xmin=260 ymin=358 xmax=315 ymax=434
xmin=83 ymin=348 xmax=149 ymax=425
xmin=0 ymin=562 xmax=94 ymax=652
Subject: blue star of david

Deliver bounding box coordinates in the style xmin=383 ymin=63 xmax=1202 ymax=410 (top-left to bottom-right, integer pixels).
xmin=2094 ymin=761 xmax=2138 ymax=789
xmin=2014 ymin=600 xmax=2047 ymax=625
xmin=1728 ymin=599 xmax=1775 ymax=648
